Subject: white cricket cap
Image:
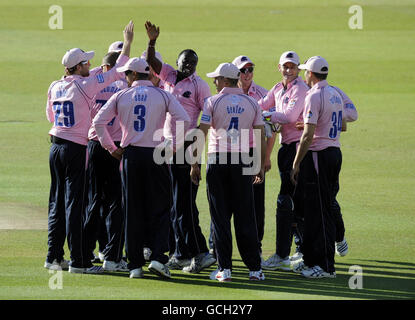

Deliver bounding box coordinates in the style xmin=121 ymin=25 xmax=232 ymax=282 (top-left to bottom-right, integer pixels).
xmin=62 ymin=48 xmax=95 ymax=69
xmin=116 ymin=57 xmax=150 ymax=74
xmin=232 ymin=55 xmax=255 ymax=69
xmin=108 ymin=41 xmax=123 ymax=53
xmin=206 ymin=63 xmax=240 ymax=79
xmin=140 ymin=50 xmax=163 ymax=63
xmin=298 ymin=56 xmax=329 ymax=74
xmin=279 ymin=51 xmax=300 ymax=66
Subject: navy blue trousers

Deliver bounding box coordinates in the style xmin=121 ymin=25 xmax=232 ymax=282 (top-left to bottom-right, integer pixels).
xmin=122 ymin=146 xmax=171 ymax=270
xmin=276 ymin=142 xmax=304 ymax=258
xmin=170 ymin=160 xmax=209 ymax=260
xmin=209 ymin=159 xmax=265 ymax=255
xmin=333 ymin=182 xmax=345 ymax=242
xmin=300 ymin=147 xmax=342 ymax=273
xmin=47 ymin=136 xmax=87 ymax=268
xmin=206 ymin=153 xmax=261 ymax=271
xmin=84 ymin=140 xmax=124 ymax=262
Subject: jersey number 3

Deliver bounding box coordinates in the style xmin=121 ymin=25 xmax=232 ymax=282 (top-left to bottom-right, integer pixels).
xmin=134 ymin=105 xmax=146 ymax=132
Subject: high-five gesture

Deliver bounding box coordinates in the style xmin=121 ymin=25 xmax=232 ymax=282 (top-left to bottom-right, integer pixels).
xmin=144 ymin=21 xmax=162 ymax=74
xmin=124 ymin=21 xmax=134 ymax=43
xmin=121 ymin=20 xmax=134 ymax=57
xmin=145 ymin=21 xmax=160 ymax=41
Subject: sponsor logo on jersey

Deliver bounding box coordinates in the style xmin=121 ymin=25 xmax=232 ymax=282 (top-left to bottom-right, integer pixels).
xmin=182 ymin=91 xmax=192 ymax=98
xmin=230 ymin=95 xmax=241 ymax=105
xmin=306 ymin=110 xmax=313 ymax=118
xmin=201 ymin=114 xmax=211 ymax=122
xmin=289 ymin=99 xmax=297 ymax=107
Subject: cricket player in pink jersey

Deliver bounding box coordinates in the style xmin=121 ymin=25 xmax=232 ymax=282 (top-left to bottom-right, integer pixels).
xmin=191 ymin=62 xmax=266 ymax=282
xmin=93 ymin=58 xmax=190 ymax=279
xmin=295 ymin=85 xmax=358 ymax=257
xmin=327 ymin=86 xmax=357 ymax=257
xmin=144 ymin=21 xmax=215 ymax=273
xmin=216 ymin=55 xmax=273 ymax=261
xmin=44 ymin=21 xmax=134 ymax=274
xmin=258 ymin=51 xmax=309 ymax=271
xmin=291 ymin=56 xmax=344 ymax=278
xmin=83 ymin=50 xmax=129 ymax=272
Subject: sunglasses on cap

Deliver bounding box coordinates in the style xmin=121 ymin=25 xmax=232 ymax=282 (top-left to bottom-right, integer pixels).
xmin=240 ymin=67 xmax=254 ymax=74
xmin=80 ymin=60 xmax=89 ymax=65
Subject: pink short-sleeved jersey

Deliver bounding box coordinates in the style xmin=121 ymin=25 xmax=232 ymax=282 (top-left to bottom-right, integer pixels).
xmin=88 ymin=79 xmax=128 ymax=141
xmin=156 ymin=63 xmax=211 ymax=140
xmin=200 ymin=87 xmax=264 ymax=154
xmin=46 ymin=55 xmax=129 ymax=146
xmin=247 ymin=80 xmax=268 ymax=102
xmin=258 ymin=77 xmax=309 ymax=145
xmin=93 ymin=80 xmax=190 ymax=153
xmin=303 ymin=80 xmax=344 ymax=151
xmin=331 ymin=86 xmax=358 ymax=122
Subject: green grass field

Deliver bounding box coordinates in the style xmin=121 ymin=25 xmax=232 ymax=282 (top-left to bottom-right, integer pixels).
xmin=0 ymin=0 xmax=414 ymax=300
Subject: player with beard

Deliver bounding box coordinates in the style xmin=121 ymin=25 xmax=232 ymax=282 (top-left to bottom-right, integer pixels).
xmin=44 ymin=21 xmax=134 ymax=274
xmin=144 ymin=21 xmax=215 ymax=274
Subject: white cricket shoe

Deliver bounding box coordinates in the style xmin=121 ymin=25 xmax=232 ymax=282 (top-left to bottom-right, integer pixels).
xmin=165 ymin=256 xmax=191 ymax=270
xmin=68 ymin=265 xmax=104 ymax=274
xmin=336 ymin=238 xmax=349 ymax=257
xmin=44 ymin=259 xmax=69 ymax=270
xmin=262 ymin=254 xmax=291 ymax=271
xmin=249 ymin=270 xmax=265 ymax=281
xmin=129 ymin=268 xmax=144 ymax=279
xmin=301 ymin=265 xmax=336 ymax=279
xmin=292 ymin=261 xmax=310 ymax=274
xmin=148 ymin=260 xmax=171 ymax=279
xmin=210 ymin=268 xmax=231 ymax=282
xmin=183 ymin=252 xmax=216 ymax=273
xmin=103 ymin=259 xmax=129 ymax=272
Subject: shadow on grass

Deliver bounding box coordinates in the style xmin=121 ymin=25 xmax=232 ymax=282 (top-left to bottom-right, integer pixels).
xmin=96 ymin=258 xmax=415 ymax=300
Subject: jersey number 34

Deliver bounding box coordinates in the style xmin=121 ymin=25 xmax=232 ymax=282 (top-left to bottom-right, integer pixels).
xmin=329 ymin=110 xmax=342 ymax=139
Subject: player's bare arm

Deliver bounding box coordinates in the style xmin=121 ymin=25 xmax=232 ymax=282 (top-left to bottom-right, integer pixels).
xmin=120 ymin=21 xmax=134 ymax=58
xmin=264 ymin=133 xmax=276 ymax=172
xmin=290 ymin=123 xmax=316 ymax=185
xmin=110 ymin=147 xmax=124 ymax=161
xmin=145 ymin=21 xmax=162 ymax=75
xmin=190 ymin=123 xmax=209 ymax=185
xmin=253 ymin=124 xmax=266 ymax=184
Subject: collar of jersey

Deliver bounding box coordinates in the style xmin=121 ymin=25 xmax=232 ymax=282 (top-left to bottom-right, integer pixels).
xmin=219 ymin=87 xmax=243 ymax=94
xmin=131 ymin=80 xmax=154 ymax=87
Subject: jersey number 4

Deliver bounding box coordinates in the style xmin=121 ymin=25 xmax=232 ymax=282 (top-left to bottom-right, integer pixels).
xmin=329 ymin=110 xmax=342 ymax=138
xmin=134 ymin=105 xmax=146 ymax=132
xmin=228 ymin=117 xmax=239 ymax=131
xmin=53 ymin=101 xmax=74 ymax=127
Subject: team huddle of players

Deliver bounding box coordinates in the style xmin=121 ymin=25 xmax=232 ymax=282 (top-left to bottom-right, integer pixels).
xmin=44 ymin=21 xmax=357 ymax=281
